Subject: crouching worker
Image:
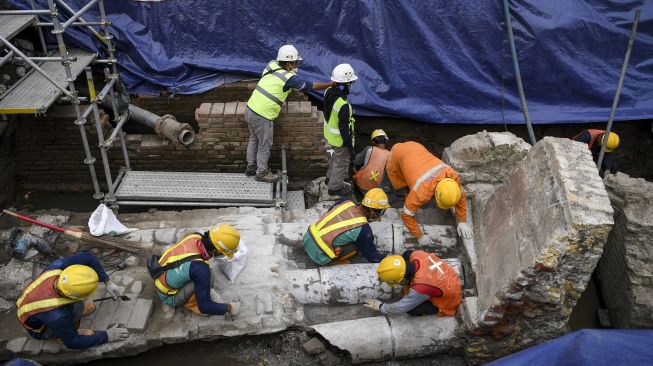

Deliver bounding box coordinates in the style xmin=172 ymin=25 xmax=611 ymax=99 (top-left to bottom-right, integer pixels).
xmin=152 ymin=224 xmax=241 ymax=317
xmin=303 ymin=188 xmax=390 ymax=266
xmin=16 ymin=252 xmax=129 ymax=349
xmin=364 ymin=250 xmax=461 ymax=316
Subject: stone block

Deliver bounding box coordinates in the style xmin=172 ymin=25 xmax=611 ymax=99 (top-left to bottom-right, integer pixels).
xmin=389 ymin=315 xmax=459 ymax=358
xmin=465 ymin=137 xmax=613 ymax=362
xmin=153 ymin=228 xmax=178 ymax=244
xmin=299 ymin=101 xmax=312 ymax=115
xmin=22 ymin=337 xmax=43 ymax=355
xmin=112 ymin=299 xmax=136 ymax=326
xmin=91 ymin=299 xmax=121 ymax=330
xmin=224 ymin=102 xmax=238 ymax=116
xmin=302 ymin=337 xmax=326 ymax=355
xmin=368 ymin=222 xmax=393 ymax=252
xmin=130 ymin=281 xmax=143 ymax=294
xmin=126 ymin=299 xmax=153 ymax=331
xmin=0 ymin=259 xmax=34 ymax=301
xmin=312 ymin=316 xmax=393 ymax=363
xmin=0 ymin=297 xmax=13 ymax=311
xmin=6 ymin=337 xmax=27 ymax=353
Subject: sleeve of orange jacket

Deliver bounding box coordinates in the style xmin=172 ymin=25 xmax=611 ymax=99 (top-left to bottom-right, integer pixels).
xmin=455 ymin=189 xmax=467 ymax=223
xmin=401 ymin=190 xmax=426 ymax=239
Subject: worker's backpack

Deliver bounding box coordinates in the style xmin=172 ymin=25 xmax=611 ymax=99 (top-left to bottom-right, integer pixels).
xmin=146 ymin=254 xmax=202 ymax=279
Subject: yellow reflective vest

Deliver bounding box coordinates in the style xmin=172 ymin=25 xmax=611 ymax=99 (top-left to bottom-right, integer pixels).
xmin=247 ymin=60 xmax=296 ymax=120
xmin=324 ymin=94 xmax=355 ymax=148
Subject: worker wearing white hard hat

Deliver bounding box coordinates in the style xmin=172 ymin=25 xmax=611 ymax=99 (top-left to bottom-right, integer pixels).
xmin=323 ymin=63 xmax=359 ymax=197
xmin=246 ymin=45 xmax=333 ymax=183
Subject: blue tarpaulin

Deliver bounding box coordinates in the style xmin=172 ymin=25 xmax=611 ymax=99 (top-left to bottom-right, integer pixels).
xmin=488 ymin=329 xmax=653 ymax=366
xmin=8 ymin=1 xmax=653 ymax=124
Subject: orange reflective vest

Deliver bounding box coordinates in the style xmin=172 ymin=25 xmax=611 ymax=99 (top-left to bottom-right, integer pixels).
xmin=352 ymin=147 xmax=390 ymax=191
xmin=386 ymin=141 xmax=467 ymax=239
xmin=154 ymin=234 xmax=209 ymax=295
xmin=572 ymin=129 xmax=605 ymax=149
xmin=16 ymin=269 xmax=78 ymax=333
xmin=408 ymin=250 xmax=461 ymax=317
xmin=308 ymin=200 xmax=368 ymax=262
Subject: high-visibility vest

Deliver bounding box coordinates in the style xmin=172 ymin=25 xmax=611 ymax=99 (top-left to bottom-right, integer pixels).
xmin=571 ymin=129 xmax=605 ymax=149
xmin=352 ymin=146 xmax=390 ymax=191
xmin=247 ymin=60 xmax=296 ymax=120
xmin=154 ymin=234 xmax=209 ymax=295
xmin=324 ymin=95 xmax=355 ymax=148
xmin=16 ymin=269 xmax=78 ymax=333
xmin=408 ymin=250 xmax=462 ymax=317
xmin=308 ymin=200 xmax=368 ymax=263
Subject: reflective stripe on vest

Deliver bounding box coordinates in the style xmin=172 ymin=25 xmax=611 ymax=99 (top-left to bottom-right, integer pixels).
xmin=324 ymin=95 xmax=355 ymax=147
xmin=352 ymin=147 xmax=390 ymax=191
xmin=16 ymin=269 xmax=78 ymax=332
xmin=409 ymin=250 xmax=462 ymax=317
xmin=247 ymin=60 xmax=295 ymax=120
xmin=309 ymin=201 xmax=368 ymax=260
xmin=412 ymin=163 xmax=447 ymax=192
xmin=154 ymin=234 xmax=208 ymax=295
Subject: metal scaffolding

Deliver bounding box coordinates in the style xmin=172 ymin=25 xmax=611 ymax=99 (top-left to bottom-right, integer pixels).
xmin=0 ymin=0 xmax=129 ymax=204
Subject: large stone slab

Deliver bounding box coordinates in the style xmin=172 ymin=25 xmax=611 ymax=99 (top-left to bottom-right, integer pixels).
xmin=465 ymin=137 xmax=613 ymax=362
xmin=596 ymin=173 xmax=653 ymax=328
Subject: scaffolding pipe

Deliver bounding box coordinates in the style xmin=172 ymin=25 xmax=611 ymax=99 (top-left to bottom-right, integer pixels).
xmin=94 ymin=59 xmax=117 ymax=64
xmin=502 ymin=0 xmax=537 ymax=146
xmin=95 ymin=76 xmax=117 ymax=102
xmin=27 ymin=56 xmax=78 ymax=62
xmin=597 ymin=9 xmax=640 ymax=171
xmin=101 ymin=112 xmax=129 ymax=147
xmin=0 ymin=35 xmax=74 ymax=100
xmin=103 ymin=68 xmax=131 ymax=168
xmin=281 ymin=146 xmax=288 ymax=203
xmin=85 ymin=68 xmax=115 ymax=199
xmin=98 ymin=0 xmax=117 ymax=74
xmin=0 ymin=50 xmax=14 ymax=68
xmin=54 ymin=0 xmax=107 ymax=45
xmin=126 ymin=104 xmax=195 ymax=145
xmin=29 ymin=0 xmax=47 ymax=54
xmin=58 ymin=0 xmax=99 ymax=32
xmin=48 ymin=0 xmax=102 ymax=199
xmin=36 ymin=21 xmax=106 ymax=27
xmin=0 ymin=10 xmax=50 ymax=15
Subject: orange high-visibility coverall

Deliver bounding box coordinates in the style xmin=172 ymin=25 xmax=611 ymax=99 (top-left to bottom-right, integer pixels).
xmin=386 ymin=141 xmax=467 ymax=239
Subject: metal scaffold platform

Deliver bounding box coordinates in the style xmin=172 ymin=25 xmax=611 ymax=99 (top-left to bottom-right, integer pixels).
xmin=115 ymin=171 xmax=277 ymax=207
xmin=0 ymin=49 xmax=96 ymax=114
xmin=0 ymin=14 xmax=35 ymax=40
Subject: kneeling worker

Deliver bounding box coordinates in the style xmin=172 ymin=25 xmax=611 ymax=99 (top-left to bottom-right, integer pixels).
xmin=352 ymin=129 xmax=391 ymax=194
xmin=303 ymin=188 xmax=390 ymax=266
xmin=154 ymin=224 xmax=241 ymax=317
xmin=16 ymin=252 xmax=128 ymax=349
xmin=365 ymin=250 xmax=462 ymax=316
xmin=571 ymin=129 xmax=619 ymax=174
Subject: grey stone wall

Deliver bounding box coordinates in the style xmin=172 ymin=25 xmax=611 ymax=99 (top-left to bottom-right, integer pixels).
xmin=596 ymin=173 xmax=653 ymax=328
xmin=464 ymin=137 xmax=613 ymax=362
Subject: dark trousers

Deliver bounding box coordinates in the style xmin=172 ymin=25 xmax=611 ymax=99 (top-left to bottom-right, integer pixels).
xmin=407 ymin=300 xmax=439 ymax=316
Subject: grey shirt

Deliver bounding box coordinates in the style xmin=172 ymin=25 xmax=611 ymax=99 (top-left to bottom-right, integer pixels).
xmin=379 ymin=288 xmax=431 ymax=315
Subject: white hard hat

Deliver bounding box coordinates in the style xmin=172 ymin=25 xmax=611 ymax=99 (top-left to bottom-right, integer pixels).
xmin=331 ymin=63 xmax=358 ymax=83
xmin=277 ymin=45 xmax=302 ymax=62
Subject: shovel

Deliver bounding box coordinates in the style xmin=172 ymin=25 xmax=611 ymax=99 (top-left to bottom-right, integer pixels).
xmin=94 ymin=295 xmax=130 ymax=302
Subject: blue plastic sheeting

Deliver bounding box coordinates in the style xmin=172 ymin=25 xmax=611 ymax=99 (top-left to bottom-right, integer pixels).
xmin=8 ymin=1 xmax=653 ymax=124
xmin=488 ymin=329 xmax=653 ymax=366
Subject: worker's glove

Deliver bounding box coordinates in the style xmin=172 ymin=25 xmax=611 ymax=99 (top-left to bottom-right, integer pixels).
xmin=363 ymin=298 xmax=383 ymax=312
xmin=105 ymin=280 xmax=122 ymax=300
xmin=106 ymin=324 xmax=129 ymax=342
xmin=228 ymin=302 xmax=241 ymax=317
xmin=457 ymin=222 xmax=473 ymax=240
xmin=417 ymin=234 xmax=432 ymax=246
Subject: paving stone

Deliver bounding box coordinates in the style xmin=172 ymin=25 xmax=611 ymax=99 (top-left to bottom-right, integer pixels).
xmin=121 ymin=276 xmax=135 ymax=287
xmin=22 ymin=337 xmax=44 ymax=355
xmin=130 ymin=281 xmax=143 ymax=294
xmin=6 ymin=337 xmax=27 ymax=353
xmin=112 ymin=300 xmax=136 ymax=326
xmin=302 ymin=337 xmax=326 ymax=355
xmin=160 ymin=325 xmax=190 ymax=343
xmin=91 ymin=299 xmax=121 ymax=330
xmin=126 ymin=299 xmax=153 ymax=331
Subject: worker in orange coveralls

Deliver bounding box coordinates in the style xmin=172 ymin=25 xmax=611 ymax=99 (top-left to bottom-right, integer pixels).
xmin=386 ymin=141 xmax=472 ymax=245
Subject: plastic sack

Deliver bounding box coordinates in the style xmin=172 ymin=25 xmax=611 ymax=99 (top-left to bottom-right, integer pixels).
xmin=88 ymin=204 xmax=137 ymax=236
xmin=216 ymin=239 xmax=247 ymax=283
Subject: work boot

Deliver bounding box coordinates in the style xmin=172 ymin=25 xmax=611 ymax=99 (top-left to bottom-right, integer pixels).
xmin=255 ymin=170 xmax=280 ymax=183
xmin=328 ymin=184 xmax=352 ymax=197
xmin=245 ymin=165 xmax=257 ymax=177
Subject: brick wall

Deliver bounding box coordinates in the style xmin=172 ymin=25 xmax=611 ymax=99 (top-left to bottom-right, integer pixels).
xmin=14 ymin=100 xmax=328 ymax=192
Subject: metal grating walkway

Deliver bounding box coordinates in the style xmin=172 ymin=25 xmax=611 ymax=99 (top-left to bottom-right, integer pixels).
xmin=115 ymin=170 xmax=276 ymax=207
xmin=0 ymin=49 xmax=96 ymax=114
xmin=0 ymin=14 xmax=35 ymax=40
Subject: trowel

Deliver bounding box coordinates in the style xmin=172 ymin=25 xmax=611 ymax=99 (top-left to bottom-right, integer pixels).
xmin=94 ymin=295 xmax=130 ymax=302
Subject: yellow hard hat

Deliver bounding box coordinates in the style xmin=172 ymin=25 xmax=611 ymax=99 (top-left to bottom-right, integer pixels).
xmin=435 ymin=178 xmax=462 ymax=209
xmin=362 ymin=188 xmax=391 ymax=209
xmin=601 ymin=132 xmax=619 ymax=152
xmin=371 ymin=129 xmax=388 ymax=141
xmin=209 ymin=224 xmax=240 ymax=258
xmin=377 ymin=255 xmax=406 ymax=286
xmin=57 ymin=265 xmax=98 ymax=300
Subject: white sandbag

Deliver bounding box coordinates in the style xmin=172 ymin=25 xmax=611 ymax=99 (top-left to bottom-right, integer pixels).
xmin=217 ymin=239 xmax=247 ymax=283
xmin=88 ymin=204 xmax=137 ymax=236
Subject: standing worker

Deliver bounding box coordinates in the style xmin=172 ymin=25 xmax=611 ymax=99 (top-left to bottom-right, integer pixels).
xmin=352 ymin=129 xmax=391 ymax=194
xmin=386 ymin=141 xmax=472 ymax=244
xmin=153 ymin=224 xmax=241 ymax=317
xmin=303 ymin=188 xmax=390 ymax=266
xmin=364 ymin=250 xmax=462 ymax=316
xmin=324 ymin=63 xmax=358 ymax=196
xmin=571 ymin=129 xmax=619 ymax=174
xmin=246 ymin=45 xmax=333 ymax=183
xmin=16 ymin=252 xmax=129 ymax=349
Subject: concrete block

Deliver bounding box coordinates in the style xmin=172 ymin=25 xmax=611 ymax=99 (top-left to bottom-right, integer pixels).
xmin=91 ymin=299 xmax=121 ymax=330
xmin=153 ymin=228 xmax=178 ymax=244
xmin=22 ymin=337 xmax=43 ymax=355
xmin=389 ymin=315 xmax=459 ymax=358
xmin=302 ymin=337 xmax=326 ymax=355
xmin=160 ymin=325 xmax=190 ymax=343
xmin=318 ymin=264 xmax=393 ymax=304
xmin=392 ymin=224 xmax=459 ymax=257
xmin=286 ymin=268 xmax=322 ymax=304
xmin=368 ymin=222 xmax=393 ymax=252
xmin=312 ymin=316 xmax=392 ymax=363
xmin=112 ymin=299 xmax=136 ymax=326
xmin=6 ymin=337 xmax=27 ymax=353
xmin=126 ymin=299 xmax=153 ymax=331
xmin=130 ymin=281 xmax=143 ymax=294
